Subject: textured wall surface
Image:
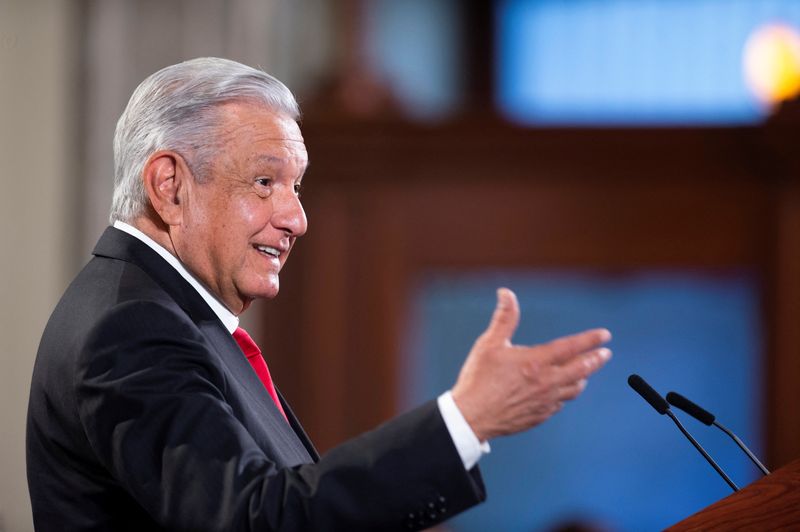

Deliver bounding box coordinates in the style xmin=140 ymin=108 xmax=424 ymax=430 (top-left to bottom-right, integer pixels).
xmin=0 ymin=1 xmax=76 ymax=530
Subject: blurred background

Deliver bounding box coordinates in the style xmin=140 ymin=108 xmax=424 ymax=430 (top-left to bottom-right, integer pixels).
xmin=3 ymin=0 xmax=800 ymax=530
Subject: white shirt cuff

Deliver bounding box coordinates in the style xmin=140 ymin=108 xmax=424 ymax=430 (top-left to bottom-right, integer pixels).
xmin=437 ymin=391 xmax=490 ymax=470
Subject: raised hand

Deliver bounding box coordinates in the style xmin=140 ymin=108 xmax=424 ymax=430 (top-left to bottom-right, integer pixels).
xmin=451 ymin=288 xmax=612 ymax=442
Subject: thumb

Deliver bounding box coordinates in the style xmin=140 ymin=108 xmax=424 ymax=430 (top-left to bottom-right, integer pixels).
xmin=483 ymin=287 xmax=520 ymax=343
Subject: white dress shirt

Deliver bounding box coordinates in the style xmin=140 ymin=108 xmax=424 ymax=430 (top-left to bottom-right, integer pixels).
xmin=113 ymin=220 xmax=489 ymax=469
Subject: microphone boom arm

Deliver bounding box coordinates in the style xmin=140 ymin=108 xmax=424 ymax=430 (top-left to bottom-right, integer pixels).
xmin=713 ymin=420 xmax=770 ymax=475
xmin=667 ymin=410 xmax=740 ymax=492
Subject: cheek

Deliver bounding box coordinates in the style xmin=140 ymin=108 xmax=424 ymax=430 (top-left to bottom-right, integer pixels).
xmin=186 ymin=189 xmax=225 ymax=234
xmin=236 ymin=196 xmax=271 ymax=227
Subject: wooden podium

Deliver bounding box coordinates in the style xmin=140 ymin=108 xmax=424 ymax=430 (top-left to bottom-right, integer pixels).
xmin=667 ymin=459 xmax=800 ymax=530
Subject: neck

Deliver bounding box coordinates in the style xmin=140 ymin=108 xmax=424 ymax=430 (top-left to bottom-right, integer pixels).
xmin=128 ymin=215 xmax=175 ymax=255
xmin=125 ymin=215 xmax=251 ymax=316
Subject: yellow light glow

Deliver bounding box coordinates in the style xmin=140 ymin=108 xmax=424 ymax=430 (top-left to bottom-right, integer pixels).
xmin=743 ymin=23 xmax=800 ymax=105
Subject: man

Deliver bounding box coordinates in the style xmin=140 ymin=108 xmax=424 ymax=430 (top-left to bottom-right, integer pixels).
xmin=27 ymin=57 xmax=612 ymax=531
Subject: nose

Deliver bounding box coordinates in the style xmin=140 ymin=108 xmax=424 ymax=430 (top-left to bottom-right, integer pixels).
xmin=271 ymin=186 xmax=307 ymax=237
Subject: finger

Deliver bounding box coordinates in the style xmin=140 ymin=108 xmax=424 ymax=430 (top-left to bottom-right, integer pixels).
xmin=556 ymin=347 xmax=612 ymax=384
xmin=482 ymin=287 xmax=520 ymax=343
xmin=540 ymin=328 xmax=612 ymax=365
xmin=557 ymin=379 xmax=587 ymax=401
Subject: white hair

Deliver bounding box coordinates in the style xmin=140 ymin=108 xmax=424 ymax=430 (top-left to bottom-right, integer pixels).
xmin=110 ymin=57 xmax=300 ymax=223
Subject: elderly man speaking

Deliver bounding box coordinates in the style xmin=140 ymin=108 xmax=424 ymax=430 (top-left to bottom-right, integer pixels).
xmin=26 ymin=58 xmax=611 ymax=531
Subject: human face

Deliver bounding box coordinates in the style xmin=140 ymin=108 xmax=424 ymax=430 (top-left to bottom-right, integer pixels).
xmin=173 ymin=102 xmax=308 ymax=314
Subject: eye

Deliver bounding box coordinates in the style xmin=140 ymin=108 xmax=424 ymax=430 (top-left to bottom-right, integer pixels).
xmin=294 ymin=182 xmax=303 ymax=196
xmin=255 ymin=177 xmax=272 ymax=187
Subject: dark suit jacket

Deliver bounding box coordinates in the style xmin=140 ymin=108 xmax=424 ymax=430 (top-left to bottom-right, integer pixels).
xmin=27 ymin=227 xmax=485 ymax=531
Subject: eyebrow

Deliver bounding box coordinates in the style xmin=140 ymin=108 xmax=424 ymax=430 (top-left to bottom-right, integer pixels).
xmin=253 ymin=154 xmax=285 ymax=166
xmin=252 ymin=154 xmax=310 ymax=175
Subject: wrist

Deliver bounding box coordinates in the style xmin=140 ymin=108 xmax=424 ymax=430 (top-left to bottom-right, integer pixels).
xmin=451 ymin=388 xmax=490 ymax=442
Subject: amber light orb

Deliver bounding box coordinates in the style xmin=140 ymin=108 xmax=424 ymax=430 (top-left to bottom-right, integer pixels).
xmin=743 ymin=23 xmax=800 ymax=106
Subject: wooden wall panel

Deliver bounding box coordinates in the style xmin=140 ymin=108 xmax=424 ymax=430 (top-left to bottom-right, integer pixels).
xmin=770 ymin=182 xmax=800 ymax=466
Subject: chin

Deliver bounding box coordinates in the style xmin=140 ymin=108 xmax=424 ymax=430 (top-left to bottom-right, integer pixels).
xmin=237 ymin=276 xmax=281 ymax=307
xmin=252 ymin=276 xmax=280 ymax=300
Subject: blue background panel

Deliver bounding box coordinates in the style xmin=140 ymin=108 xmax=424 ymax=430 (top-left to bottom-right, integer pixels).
xmin=498 ymin=0 xmax=800 ymax=125
xmin=402 ymin=271 xmax=763 ymax=531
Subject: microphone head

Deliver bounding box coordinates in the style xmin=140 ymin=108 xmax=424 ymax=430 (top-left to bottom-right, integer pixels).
xmin=666 ymin=391 xmax=716 ymax=425
xmin=628 ymin=374 xmax=670 ymax=415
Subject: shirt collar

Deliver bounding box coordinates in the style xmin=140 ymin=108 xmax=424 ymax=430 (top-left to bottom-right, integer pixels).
xmin=112 ymin=220 xmax=239 ymax=334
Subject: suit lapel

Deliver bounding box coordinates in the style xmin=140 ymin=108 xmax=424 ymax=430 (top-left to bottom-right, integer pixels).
xmin=200 ymin=321 xmax=313 ymax=464
xmin=278 ymin=390 xmax=320 ymax=462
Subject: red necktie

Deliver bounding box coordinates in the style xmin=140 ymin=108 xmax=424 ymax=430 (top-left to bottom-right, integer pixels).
xmin=233 ymin=327 xmax=288 ymax=422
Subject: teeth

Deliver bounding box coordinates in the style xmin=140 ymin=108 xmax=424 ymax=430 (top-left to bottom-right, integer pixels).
xmin=256 ymin=245 xmax=280 ymax=258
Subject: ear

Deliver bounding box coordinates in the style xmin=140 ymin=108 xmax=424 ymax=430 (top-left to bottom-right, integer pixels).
xmin=142 ymin=151 xmax=192 ymax=226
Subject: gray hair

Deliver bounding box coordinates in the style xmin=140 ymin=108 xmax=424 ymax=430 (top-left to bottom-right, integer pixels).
xmin=110 ymin=57 xmax=300 ymax=223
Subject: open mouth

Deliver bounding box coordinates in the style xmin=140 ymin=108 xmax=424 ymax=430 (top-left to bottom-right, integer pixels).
xmin=254 ymin=244 xmax=281 ymax=259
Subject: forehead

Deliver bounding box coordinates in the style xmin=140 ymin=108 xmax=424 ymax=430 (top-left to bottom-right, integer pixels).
xmin=214 ymin=101 xmax=307 ymax=166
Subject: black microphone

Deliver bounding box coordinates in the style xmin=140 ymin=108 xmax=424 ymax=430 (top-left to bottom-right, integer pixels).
xmin=666 ymin=391 xmax=770 ymax=476
xmin=627 ymin=374 xmax=739 ymax=492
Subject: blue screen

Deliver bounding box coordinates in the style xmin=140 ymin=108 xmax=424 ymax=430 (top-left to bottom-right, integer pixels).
xmin=402 ymin=270 xmax=763 ymax=531
xmin=497 ymin=0 xmax=800 ymax=125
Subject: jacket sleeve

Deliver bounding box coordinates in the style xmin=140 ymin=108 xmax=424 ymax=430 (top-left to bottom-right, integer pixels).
xmin=75 ymin=300 xmax=486 ymax=531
